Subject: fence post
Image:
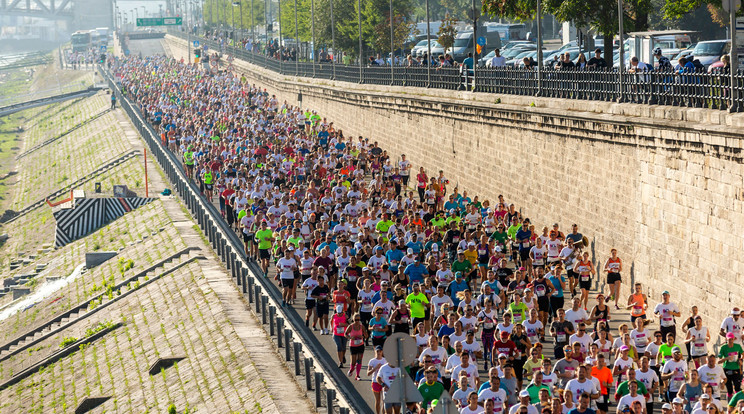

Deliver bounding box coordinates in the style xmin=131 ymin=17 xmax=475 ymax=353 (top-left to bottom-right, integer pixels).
xmin=269 ymin=306 xmax=276 ymax=335
xmin=305 ymin=358 xmax=314 ymax=390
xmin=314 ymin=372 xmax=324 ymax=407
xmin=284 ymin=329 xmax=292 ymax=360
xmin=326 ymin=389 xmax=335 ymax=414
xmin=261 ymin=296 xmax=268 ymax=322
xmin=241 ymin=266 xmax=248 ymax=293
xmin=247 ymin=272 xmax=254 ymax=302
xmin=294 ymin=342 xmax=302 ymax=375
xmin=277 ymin=318 xmax=284 ymax=347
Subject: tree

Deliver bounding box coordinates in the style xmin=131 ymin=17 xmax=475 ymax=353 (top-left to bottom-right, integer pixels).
xmin=335 ymin=0 xmax=416 ymax=57
xmin=661 ymin=0 xmax=742 ymax=31
xmin=437 ymin=13 xmax=458 ymax=52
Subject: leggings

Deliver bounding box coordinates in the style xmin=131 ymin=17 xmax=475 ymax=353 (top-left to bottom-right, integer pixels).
xmin=482 ymin=333 xmax=495 ymax=364
xmin=725 ymin=369 xmax=743 ymax=396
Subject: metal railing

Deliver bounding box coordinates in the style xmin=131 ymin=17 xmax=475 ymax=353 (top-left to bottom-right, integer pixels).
xmin=99 ymin=66 xmax=368 ymax=414
xmin=169 ymin=30 xmax=744 ymax=111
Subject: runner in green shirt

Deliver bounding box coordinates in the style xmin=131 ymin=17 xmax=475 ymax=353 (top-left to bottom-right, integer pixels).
xmin=255 ymin=221 xmax=274 ymax=275
xmin=375 ymin=213 xmax=394 ymax=241
xmin=657 ymin=334 xmax=681 ymax=366
xmin=452 ymin=252 xmax=472 ymax=281
xmin=719 ymin=333 xmax=743 ymax=402
xmin=406 ymin=283 xmax=430 ymax=325
xmin=508 ymin=293 xmax=529 ymax=324
xmin=418 ymin=367 xmax=444 ymax=408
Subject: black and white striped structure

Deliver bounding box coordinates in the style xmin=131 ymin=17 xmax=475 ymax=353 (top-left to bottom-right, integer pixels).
xmin=53 ymin=197 xmax=156 ymax=248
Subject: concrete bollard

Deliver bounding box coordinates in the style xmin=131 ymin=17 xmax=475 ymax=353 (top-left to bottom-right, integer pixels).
xmin=284 ymin=329 xmax=292 ymax=361
xmin=326 ymin=389 xmax=335 ymax=414
xmin=314 ymin=372 xmax=324 ymax=407
xmin=294 ymin=342 xmax=302 ymax=375
xmin=305 ymin=358 xmax=313 ymax=390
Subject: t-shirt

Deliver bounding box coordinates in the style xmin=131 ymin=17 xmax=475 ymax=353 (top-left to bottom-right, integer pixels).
xmin=406 ymin=292 xmax=430 ymax=319
xmin=729 ymin=391 xmax=744 ymax=408
xmin=418 ymin=380 xmax=445 ymax=408
xmin=566 ymin=379 xmax=599 ymax=404
xmin=718 ymin=343 xmax=744 ymax=371
xmin=662 ymin=359 xmax=688 ymax=392
xmin=634 ymin=370 xmax=658 ymax=399
xmin=616 ymin=394 xmax=645 ymax=411
xmin=721 ymin=317 xmax=744 ymax=345
xmin=451 ymin=363 xmax=479 ymax=389
xmin=255 ymin=228 xmax=274 ymax=249
xmin=654 ymin=302 xmax=680 ymax=327
xmin=478 ymin=387 xmax=507 ymax=412
xmin=591 ymin=366 xmax=613 ymax=395
xmin=302 ymin=278 xmax=319 ymax=299
xmin=697 ymin=364 xmax=725 ymax=398
xmin=554 ymin=358 xmax=580 ymax=388
xmin=567 ymin=408 xmax=596 ymax=414
xmin=276 ymin=257 xmax=297 ymax=279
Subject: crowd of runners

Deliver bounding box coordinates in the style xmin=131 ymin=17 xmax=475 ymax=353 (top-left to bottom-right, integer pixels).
xmin=113 ymin=55 xmax=744 ymax=414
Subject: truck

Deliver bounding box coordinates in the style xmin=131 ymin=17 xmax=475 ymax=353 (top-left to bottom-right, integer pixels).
xmin=447 ymin=27 xmax=502 ymax=62
xmin=71 ymin=30 xmax=91 ymax=52
xmin=95 ymin=27 xmax=110 ymax=46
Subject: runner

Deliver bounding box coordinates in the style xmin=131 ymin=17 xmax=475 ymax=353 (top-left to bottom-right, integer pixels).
xmin=603 ymin=249 xmax=623 ymax=310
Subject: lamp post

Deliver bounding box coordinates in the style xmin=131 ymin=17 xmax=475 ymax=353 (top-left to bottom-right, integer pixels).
xmin=536 ymin=0 xmax=543 ymax=95
xmin=471 ymin=0 xmax=477 ymax=91
xmin=330 ymin=0 xmax=336 ymax=78
xmin=233 ymin=2 xmax=243 ymax=43
xmin=250 ymin=0 xmax=254 ymax=43
xmin=389 ymin=0 xmax=394 ymax=84
xmin=278 ymin=0 xmax=282 ymax=55
xmin=425 ymin=0 xmax=431 ymax=87
xmin=729 ymin=0 xmax=739 ymax=112
xmin=358 ymin=0 xmax=362 ymax=83
xmin=617 ymin=0 xmax=625 ymax=102
xmin=294 ymin=0 xmax=298 ymax=74
xmin=311 ymin=0 xmax=315 ymax=72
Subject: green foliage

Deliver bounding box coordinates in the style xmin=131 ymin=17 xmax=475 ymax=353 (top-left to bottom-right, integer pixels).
xmin=59 ymin=336 xmax=78 ymax=348
xmin=117 ymin=258 xmax=134 ymax=274
xmin=84 ymin=321 xmax=115 ymax=338
xmin=437 ymin=13 xmax=459 ymax=52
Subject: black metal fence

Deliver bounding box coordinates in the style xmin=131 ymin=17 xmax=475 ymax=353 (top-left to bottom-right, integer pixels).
xmin=170 ymin=30 xmax=743 ymax=111
xmin=98 ymin=66 xmax=369 ymax=414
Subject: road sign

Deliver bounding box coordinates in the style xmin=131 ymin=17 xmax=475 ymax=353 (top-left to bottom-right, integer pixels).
xmin=431 ymin=391 xmax=459 ymax=414
xmin=724 ymin=0 xmax=741 ymax=12
xmin=136 ymin=17 xmax=183 ymax=26
xmin=477 ymin=36 xmax=486 ymax=46
xmin=384 ymin=376 xmax=423 ymax=404
xmin=383 ymin=333 xmax=417 ymax=367
xmin=193 ymin=40 xmax=199 ymax=47
xmin=100 ymin=45 xmax=106 ymax=51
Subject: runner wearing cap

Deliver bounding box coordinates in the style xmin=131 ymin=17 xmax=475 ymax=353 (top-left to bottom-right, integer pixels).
xmin=719 ymin=332 xmax=743 ymax=400
xmin=368 ymin=345 xmax=388 ymax=414
xmin=662 ymin=346 xmax=689 ymax=402
xmin=603 ymin=249 xmax=623 ymax=309
xmin=721 ymin=308 xmax=744 ymax=345
xmin=655 ymin=291 xmax=682 ymax=341
xmin=276 ymin=247 xmax=298 ymax=306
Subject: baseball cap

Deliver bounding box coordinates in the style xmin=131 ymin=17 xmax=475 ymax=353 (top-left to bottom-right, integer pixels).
xmin=619 ymin=345 xmax=629 ymax=351
xmin=621 ymin=405 xmax=631 ymax=412
xmin=495 ymin=246 xmax=502 ymax=252
xmin=662 ymin=290 xmax=670 ymax=295
xmin=672 ymin=397 xmax=685 ymax=405
xmin=381 ymin=281 xmax=389 ymax=286
xmin=519 ymin=390 xmax=530 ymax=398
xmin=662 ymin=404 xmax=673 ymax=410
xmin=432 ymin=244 xmax=439 ymax=251
xmin=407 ymin=248 xmax=414 ymax=255
xmin=335 ymin=304 xmax=344 ymax=313
xmin=374 ymin=345 xmax=383 ymax=351
xmin=362 ymin=267 xmax=370 ymax=272
xmin=500 ymin=331 xmax=509 ymax=336
xmin=455 ymin=272 xmax=463 ymax=278
xmin=733 ymin=307 xmax=741 ymax=315
xmin=701 ymin=394 xmax=711 ymax=400
xmin=468 ymin=241 xmax=475 ymax=246
xmin=672 ymin=346 xmax=682 ymax=353
xmin=727 ymin=332 xmax=736 ymax=339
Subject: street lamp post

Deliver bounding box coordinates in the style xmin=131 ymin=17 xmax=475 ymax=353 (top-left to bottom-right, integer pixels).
xmin=294 ymin=0 xmax=299 ymax=74
xmin=425 ymin=0 xmax=431 ymax=87
xmin=389 ymin=0 xmax=393 ymax=84
xmin=330 ymin=0 xmax=336 ymax=79
xmin=311 ymin=0 xmax=315 ymax=73
xmin=617 ymin=0 xmax=625 ymax=102
xmin=278 ymin=0 xmax=282 ymax=56
xmin=358 ymin=0 xmax=362 ymax=83
xmin=250 ymin=0 xmax=254 ymax=44
xmin=471 ymin=0 xmax=477 ymax=91
xmin=231 ymin=1 xmax=235 ymax=44
xmin=536 ymin=0 xmax=543 ymax=95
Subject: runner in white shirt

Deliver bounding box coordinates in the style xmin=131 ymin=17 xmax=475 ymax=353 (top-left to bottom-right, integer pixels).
xmin=276 ymin=248 xmax=298 ymax=306
xmin=565 ymin=365 xmax=600 ymax=404
xmin=696 ymin=355 xmax=726 ymax=399
xmin=720 ymin=308 xmax=744 ymax=345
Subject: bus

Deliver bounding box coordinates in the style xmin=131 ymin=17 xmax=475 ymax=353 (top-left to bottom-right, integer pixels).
xmin=71 ymin=30 xmax=91 ymax=52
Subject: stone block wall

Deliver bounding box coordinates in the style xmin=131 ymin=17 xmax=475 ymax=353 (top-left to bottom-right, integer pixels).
xmin=165 ymin=36 xmax=744 ymax=339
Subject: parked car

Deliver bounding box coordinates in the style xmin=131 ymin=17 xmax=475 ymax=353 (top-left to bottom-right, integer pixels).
xmin=689 ymin=40 xmax=730 ymax=68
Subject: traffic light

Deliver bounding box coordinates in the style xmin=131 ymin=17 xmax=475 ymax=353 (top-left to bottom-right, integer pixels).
xmin=99 ymin=54 xmax=106 ymax=63
xmin=194 ymin=48 xmax=201 ymax=58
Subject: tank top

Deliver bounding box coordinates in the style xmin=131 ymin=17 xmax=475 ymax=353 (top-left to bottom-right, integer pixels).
xmin=606 ymin=257 xmax=621 ymax=273
xmin=630 ymin=293 xmax=646 ymax=317
xmin=594 ymin=306 xmax=609 ymax=331
xmin=683 ymin=382 xmax=702 ymax=412
xmin=348 ymin=324 xmax=365 ymax=347
xmin=393 ymin=310 xmax=411 ymax=333
xmin=577 ymin=260 xmax=592 ymax=280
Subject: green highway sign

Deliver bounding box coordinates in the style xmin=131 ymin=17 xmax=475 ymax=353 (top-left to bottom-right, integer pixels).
xmin=136 ymin=17 xmax=182 ymax=26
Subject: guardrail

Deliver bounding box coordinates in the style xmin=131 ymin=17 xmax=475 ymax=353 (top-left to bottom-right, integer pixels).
xmin=169 ymin=30 xmax=744 ymax=111
xmin=99 ymin=66 xmax=370 ymax=414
